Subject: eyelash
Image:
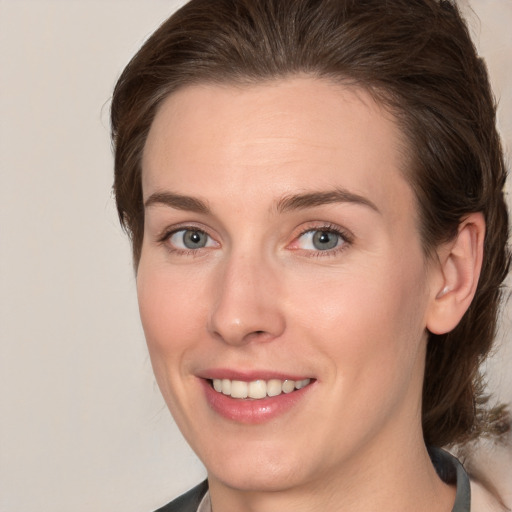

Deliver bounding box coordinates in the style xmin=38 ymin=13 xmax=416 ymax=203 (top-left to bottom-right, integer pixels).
xmin=156 ymin=222 xmax=353 ymax=258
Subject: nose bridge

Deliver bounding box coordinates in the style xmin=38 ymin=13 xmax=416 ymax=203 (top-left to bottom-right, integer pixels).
xmin=208 ymin=245 xmax=285 ymax=345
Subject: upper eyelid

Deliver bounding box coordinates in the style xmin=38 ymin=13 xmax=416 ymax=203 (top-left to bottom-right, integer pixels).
xmin=296 ymin=228 xmax=348 ymax=246
xmin=168 ymin=227 xmax=211 ymax=238
xmin=156 ymin=223 xmax=214 ymax=242
xmin=295 ymin=223 xmax=354 ymax=243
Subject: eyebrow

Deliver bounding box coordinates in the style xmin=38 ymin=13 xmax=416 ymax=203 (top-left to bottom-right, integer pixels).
xmin=275 ymin=189 xmax=380 ymax=214
xmin=144 ymin=191 xmax=210 ymax=214
xmin=144 ymin=188 xmax=380 ymax=215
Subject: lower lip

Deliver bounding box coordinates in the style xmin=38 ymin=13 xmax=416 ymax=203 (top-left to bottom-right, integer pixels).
xmin=201 ymin=379 xmax=314 ymax=424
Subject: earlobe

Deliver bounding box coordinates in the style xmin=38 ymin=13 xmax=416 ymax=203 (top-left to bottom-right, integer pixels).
xmin=426 ymin=213 xmax=485 ymax=335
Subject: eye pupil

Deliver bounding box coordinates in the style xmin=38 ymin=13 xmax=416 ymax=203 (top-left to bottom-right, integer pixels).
xmin=312 ymin=230 xmax=339 ymax=250
xmin=183 ymin=230 xmax=206 ymax=249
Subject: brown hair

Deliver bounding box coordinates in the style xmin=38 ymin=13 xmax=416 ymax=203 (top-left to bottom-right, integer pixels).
xmin=111 ymin=0 xmax=510 ymax=447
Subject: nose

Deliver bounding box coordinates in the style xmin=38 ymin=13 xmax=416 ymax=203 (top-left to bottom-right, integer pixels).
xmin=207 ymin=251 xmax=286 ymax=346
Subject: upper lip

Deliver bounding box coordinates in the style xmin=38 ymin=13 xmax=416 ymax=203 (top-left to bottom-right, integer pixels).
xmin=197 ymin=368 xmax=313 ymax=382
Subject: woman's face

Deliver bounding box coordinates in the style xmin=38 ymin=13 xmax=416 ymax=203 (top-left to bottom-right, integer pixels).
xmin=138 ymin=78 xmax=440 ymax=492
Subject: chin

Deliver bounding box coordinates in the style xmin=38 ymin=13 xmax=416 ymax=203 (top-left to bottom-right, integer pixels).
xmin=209 ymin=460 xmax=307 ymax=493
xmin=199 ymin=434 xmax=330 ymax=495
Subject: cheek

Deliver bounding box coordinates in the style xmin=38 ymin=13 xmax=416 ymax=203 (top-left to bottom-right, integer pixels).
xmin=136 ymin=263 xmax=205 ymax=368
xmin=135 ymin=262 xmax=215 ymax=430
xmin=287 ymin=259 xmax=428 ymax=383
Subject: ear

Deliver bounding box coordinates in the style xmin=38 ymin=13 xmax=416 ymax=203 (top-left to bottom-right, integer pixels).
xmin=426 ymin=212 xmax=485 ymax=335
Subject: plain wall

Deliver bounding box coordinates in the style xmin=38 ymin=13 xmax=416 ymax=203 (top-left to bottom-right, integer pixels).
xmin=0 ymin=1 xmax=510 ymax=511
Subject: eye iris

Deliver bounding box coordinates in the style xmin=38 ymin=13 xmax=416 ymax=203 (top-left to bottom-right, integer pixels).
xmin=183 ymin=230 xmax=207 ymax=249
xmin=312 ymin=230 xmax=339 ymax=250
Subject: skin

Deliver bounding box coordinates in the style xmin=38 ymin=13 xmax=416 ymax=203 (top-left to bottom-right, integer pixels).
xmin=138 ymin=77 xmax=462 ymax=511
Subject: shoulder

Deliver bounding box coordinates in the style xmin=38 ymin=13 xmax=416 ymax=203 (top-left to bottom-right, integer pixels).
xmin=471 ymin=480 xmax=510 ymax=512
xmin=154 ymin=481 xmax=209 ymax=512
xmin=454 ymin=440 xmax=512 ymax=512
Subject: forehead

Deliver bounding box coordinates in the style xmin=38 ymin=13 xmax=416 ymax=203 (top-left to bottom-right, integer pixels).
xmin=142 ymin=77 xmax=416 ymax=222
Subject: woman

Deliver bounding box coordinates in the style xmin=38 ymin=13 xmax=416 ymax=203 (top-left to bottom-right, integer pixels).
xmin=111 ymin=0 xmax=510 ymax=510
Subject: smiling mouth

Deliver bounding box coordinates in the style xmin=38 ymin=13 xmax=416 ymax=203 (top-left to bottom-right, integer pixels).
xmin=210 ymin=378 xmax=312 ymax=400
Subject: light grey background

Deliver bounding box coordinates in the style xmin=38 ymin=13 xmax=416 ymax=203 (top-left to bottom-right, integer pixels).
xmin=0 ymin=1 xmax=510 ymax=511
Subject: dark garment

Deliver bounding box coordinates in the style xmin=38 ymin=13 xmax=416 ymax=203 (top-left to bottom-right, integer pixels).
xmin=154 ymin=448 xmax=470 ymax=512
xmin=154 ymin=480 xmax=208 ymax=512
xmin=429 ymin=447 xmax=471 ymax=512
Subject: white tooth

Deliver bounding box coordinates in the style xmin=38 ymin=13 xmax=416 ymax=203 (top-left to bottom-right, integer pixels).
xmin=231 ymin=380 xmax=248 ymax=399
xmin=282 ymin=379 xmax=295 ymax=394
xmin=221 ymin=378 xmax=231 ymax=395
xmin=267 ymin=379 xmax=282 ymax=397
xmin=214 ymin=377 xmax=310 ymax=397
xmin=295 ymin=378 xmax=311 ymax=390
xmin=248 ymin=380 xmax=267 ymax=399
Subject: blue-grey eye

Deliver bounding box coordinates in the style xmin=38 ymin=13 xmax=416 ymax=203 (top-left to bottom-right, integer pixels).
xmin=169 ymin=229 xmax=214 ymax=250
xmin=297 ymin=229 xmax=343 ymax=251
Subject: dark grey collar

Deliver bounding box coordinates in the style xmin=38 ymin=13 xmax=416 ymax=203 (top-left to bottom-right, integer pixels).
xmin=429 ymin=446 xmax=471 ymax=512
